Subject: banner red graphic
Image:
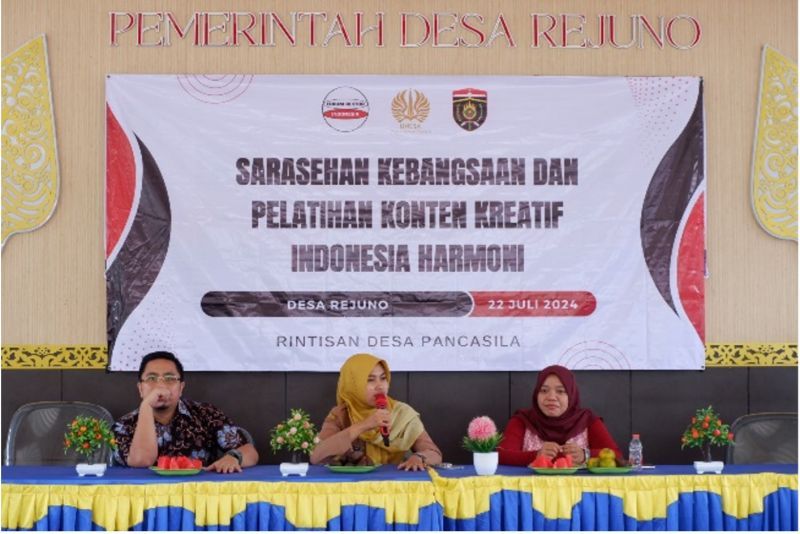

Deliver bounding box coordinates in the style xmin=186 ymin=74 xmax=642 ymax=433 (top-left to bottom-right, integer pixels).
xmin=470 ymin=292 xmax=596 ymax=317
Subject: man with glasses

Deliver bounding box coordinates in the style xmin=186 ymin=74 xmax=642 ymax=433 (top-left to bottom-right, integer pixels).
xmin=112 ymin=351 xmax=258 ymax=472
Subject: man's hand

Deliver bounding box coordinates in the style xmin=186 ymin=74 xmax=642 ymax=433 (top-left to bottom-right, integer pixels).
xmin=398 ymin=454 xmax=426 ymax=471
xmin=141 ymin=387 xmax=172 ymax=409
xmin=204 ymin=454 xmax=242 ymax=474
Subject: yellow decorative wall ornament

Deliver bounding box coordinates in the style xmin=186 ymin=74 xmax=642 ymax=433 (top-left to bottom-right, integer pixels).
xmin=1 ymin=343 xmax=796 ymax=369
xmin=705 ymin=343 xmax=797 ymax=367
xmin=2 ymin=345 xmax=108 ymax=369
xmin=751 ymin=46 xmax=797 ymax=241
xmin=1 ymin=35 xmax=60 ymax=248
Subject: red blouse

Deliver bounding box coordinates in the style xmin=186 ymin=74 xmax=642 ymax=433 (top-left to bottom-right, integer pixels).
xmin=498 ymin=416 xmax=623 ymax=466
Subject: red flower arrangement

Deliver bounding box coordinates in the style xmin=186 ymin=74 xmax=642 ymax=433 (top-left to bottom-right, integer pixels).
xmin=64 ymin=416 xmax=117 ymax=460
xmin=680 ymin=405 xmax=734 ymax=462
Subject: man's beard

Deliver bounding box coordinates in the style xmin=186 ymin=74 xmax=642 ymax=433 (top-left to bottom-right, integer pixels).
xmin=153 ymin=404 xmax=170 ymax=413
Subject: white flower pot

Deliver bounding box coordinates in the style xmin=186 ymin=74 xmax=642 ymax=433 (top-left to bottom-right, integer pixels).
xmin=473 ymin=452 xmax=498 ymax=476
xmin=76 ymin=463 xmax=107 ymax=477
xmin=693 ymin=460 xmax=724 ymax=474
xmin=279 ymin=462 xmax=309 ymax=477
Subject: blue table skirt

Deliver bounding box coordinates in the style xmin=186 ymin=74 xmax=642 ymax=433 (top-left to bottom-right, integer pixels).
xmin=431 ymin=464 xmax=798 ymax=531
xmin=2 ymin=465 xmax=797 ymax=531
xmin=2 ymin=466 xmax=440 ymax=531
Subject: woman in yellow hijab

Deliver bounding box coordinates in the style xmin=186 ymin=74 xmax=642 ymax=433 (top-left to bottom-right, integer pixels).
xmin=310 ymin=353 xmax=442 ymax=470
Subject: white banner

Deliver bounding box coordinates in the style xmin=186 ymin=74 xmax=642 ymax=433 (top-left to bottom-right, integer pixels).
xmin=106 ymin=75 xmax=705 ymax=371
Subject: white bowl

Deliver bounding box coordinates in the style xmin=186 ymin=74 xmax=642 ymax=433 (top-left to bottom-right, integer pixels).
xmin=75 ymin=463 xmax=107 ymax=477
xmin=279 ymin=462 xmax=309 ymax=477
xmin=693 ymin=461 xmax=724 ymax=474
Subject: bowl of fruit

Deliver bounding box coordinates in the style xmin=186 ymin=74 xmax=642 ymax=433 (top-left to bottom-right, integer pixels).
xmin=529 ymin=453 xmax=578 ymax=474
xmin=586 ymin=448 xmax=631 ymax=474
xmin=150 ymin=455 xmax=203 ymax=475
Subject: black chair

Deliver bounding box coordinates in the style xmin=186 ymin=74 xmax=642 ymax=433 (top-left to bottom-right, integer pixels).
xmin=5 ymin=401 xmax=115 ymax=466
xmin=726 ymin=412 xmax=798 ymax=464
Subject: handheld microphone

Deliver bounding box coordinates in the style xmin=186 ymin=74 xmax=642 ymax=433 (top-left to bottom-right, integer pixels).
xmin=374 ymin=393 xmax=390 ymax=446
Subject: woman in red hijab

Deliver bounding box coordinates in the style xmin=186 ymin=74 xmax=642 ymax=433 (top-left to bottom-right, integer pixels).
xmin=498 ymin=365 xmax=622 ymax=466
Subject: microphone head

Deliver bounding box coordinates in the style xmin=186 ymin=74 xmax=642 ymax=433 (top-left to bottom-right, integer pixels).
xmin=374 ymin=393 xmax=387 ymax=408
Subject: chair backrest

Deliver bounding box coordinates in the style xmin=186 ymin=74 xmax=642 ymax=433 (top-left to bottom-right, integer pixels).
xmin=5 ymin=401 xmax=115 ymax=466
xmin=726 ymin=412 xmax=798 ymax=465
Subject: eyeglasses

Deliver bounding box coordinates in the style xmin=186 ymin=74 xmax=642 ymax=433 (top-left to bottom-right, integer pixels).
xmin=140 ymin=374 xmax=181 ymax=385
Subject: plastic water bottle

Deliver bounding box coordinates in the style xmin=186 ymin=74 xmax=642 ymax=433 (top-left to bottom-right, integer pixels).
xmin=628 ymin=433 xmax=643 ymax=470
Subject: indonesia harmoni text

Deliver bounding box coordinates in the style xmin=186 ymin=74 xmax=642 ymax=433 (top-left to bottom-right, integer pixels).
xmin=291 ymin=243 xmax=525 ymax=272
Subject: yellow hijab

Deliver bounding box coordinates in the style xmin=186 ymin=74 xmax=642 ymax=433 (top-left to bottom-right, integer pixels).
xmin=336 ymin=353 xmax=424 ymax=465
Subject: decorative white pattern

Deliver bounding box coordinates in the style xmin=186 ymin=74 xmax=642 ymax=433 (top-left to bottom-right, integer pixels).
xmin=523 ymin=428 xmax=589 ymax=452
xmin=176 ymin=74 xmax=253 ymax=104
xmin=558 ymin=340 xmax=631 ymax=370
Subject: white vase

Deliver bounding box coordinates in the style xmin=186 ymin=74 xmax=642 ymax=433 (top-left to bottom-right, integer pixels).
xmin=75 ymin=463 xmax=107 ymax=477
xmin=473 ymin=452 xmax=499 ymax=476
xmin=279 ymin=462 xmax=309 ymax=477
xmin=693 ymin=460 xmax=724 ymax=474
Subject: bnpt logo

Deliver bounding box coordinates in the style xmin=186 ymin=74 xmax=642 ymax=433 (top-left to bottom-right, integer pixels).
xmin=452 ymin=88 xmax=487 ymax=131
xmin=391 ymin=89 xmax=430 ymax=129
xmin=321 ymin=87 xmax=369 ymax=132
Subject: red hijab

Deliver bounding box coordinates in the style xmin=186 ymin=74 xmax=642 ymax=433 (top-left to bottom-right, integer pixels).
xmin=512 ymin=365 xmax=597 ymax=444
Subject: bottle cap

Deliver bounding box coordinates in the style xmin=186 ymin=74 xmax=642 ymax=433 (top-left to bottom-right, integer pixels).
xmin=632 ymin=433 xmax=640 ymax=439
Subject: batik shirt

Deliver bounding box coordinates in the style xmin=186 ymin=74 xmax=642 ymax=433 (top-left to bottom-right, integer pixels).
xmin=113 ymin=399 xmax=248 ymax=466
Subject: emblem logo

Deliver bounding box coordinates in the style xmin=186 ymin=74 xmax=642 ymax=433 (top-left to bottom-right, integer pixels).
xmin=321 ymin=87 xmax=369 ymax=132
xmin=452 ymin=88 xmax=487 ymax=131
xmin=391 ymin=89 xmax=430 ymax=128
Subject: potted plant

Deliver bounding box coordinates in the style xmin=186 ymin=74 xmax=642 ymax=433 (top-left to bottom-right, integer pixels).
xmin=63 ymin=415 xmax=117 ymax=477
xmin=270 ymin=408 xmax=319 ymax=476
xmin=681 ymin=405 xmax=735 ymax=474
xmin=462 ymin=416 xmax=503 ymax=476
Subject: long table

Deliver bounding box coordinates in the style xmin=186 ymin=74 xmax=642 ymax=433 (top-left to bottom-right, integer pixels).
xmin=1 ymin=464 xmax=796 ymax=531
xmin=431 ymin=464 xmax=798 ymax=531
xmin=1 ymin=465 xmax=440 ymax=530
